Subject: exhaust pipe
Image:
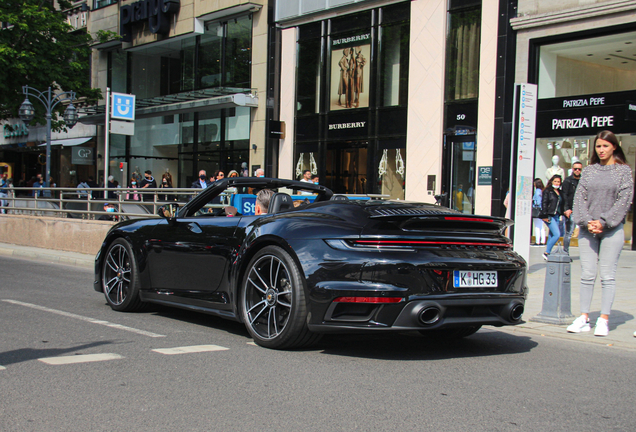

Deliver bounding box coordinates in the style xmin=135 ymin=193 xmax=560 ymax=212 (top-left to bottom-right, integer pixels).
xmin=418 ymin=306 xmax=441 ymax=326
xmin=510 ymin=304 xmax=524 ymax=321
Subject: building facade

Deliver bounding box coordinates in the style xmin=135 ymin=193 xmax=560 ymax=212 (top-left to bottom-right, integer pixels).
xmin=512 ymin=0 xmax=636 ymax=246
xmin=273 ymin=0 xmax=508 ymax=215
xmin=83 ymin=0 xmax=267 ymax=188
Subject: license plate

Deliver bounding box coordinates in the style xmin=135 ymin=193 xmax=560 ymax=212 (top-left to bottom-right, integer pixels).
xmin=453 ymin=271 xmax=498 ymax=288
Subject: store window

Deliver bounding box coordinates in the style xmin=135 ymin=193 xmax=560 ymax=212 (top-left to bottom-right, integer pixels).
xmin=537 ymin=30 xmax=636 ymax=99
xmin=445 ymin=3 xmax=481 ymax=101
xmin=296 ymin=26 xmax=322 ymax=115
xmin=378 ymin=4 xmax=409 ymax=107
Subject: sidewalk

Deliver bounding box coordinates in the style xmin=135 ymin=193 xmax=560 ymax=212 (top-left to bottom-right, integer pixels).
xmin=1 ymin=241 xmax=635 ymax=349
xmin=508 ymin=244 xmax=636 ymax=350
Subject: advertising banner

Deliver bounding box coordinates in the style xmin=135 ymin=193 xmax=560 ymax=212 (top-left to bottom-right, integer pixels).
xmin=330 ymin=33 xmax=371 ymax=111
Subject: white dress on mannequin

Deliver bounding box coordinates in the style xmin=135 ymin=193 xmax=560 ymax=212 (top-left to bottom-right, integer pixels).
xmin=545 ymin=155 xmax=565 ymax=180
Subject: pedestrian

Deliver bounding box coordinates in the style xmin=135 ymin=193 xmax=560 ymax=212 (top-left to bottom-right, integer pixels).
xmin=0 ymin=173 xmax=8 ymax=213
xmin=213 ymin=170 xmax=225 ymax=181
xmin=228 ymin=170 xmax=239 ymax=178
xmin=532 ymin=178 xmax=545 ymax=246
xmin=126 ymin=176 xmax=140 ymax=201
xmin=107 ymin=175 xmax=116 ymax=199
xmin=191 ymin=170 xmax=213 ymax=189
xmin=158 ymin=174 xmax=175 ymax=201
xmin=541 ymin=174 xmax=563 ymax=261
xmin=561 ymin=160 xmax=582 ymax=253
xmin=566 ymin=130 xmax=633 ymax=337
xmin=311 ymin=174 xmax=320 ymax=185
xmin=77 ymin=179 xmax=90 ymax=198
xmin=139 ymin=170 xmax=157 ymax=201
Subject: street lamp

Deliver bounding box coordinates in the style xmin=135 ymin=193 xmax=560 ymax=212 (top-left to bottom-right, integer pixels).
xmin=18 ymin=86 xmax=77 ymax=189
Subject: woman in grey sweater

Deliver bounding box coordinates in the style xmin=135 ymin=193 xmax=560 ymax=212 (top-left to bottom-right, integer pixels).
xmin=567 ymin=130 xmax=633 ymax=336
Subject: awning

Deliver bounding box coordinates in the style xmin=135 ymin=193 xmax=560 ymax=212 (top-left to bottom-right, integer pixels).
xmin=39 ymin=137 xmax=92 ymax=147
xmin=78 ymin=88 xmax=259 ymax=125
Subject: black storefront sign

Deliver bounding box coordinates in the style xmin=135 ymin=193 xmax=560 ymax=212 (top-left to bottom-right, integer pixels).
xmin=536 ymin=90 xmax=636 ymax=137
xmin=120 ymin=0 xmax=180 ymax=43
xmin=444 ymin=102 xmax=478 ymax=135
xmin=326 ymin=112 xmax=370 ymax=139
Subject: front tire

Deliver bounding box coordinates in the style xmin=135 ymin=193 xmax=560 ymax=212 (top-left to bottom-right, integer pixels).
xmin=102 ymin=238 xmax=144 ymax=312
xmin=241 ymin=246 xmax=320 ymax=349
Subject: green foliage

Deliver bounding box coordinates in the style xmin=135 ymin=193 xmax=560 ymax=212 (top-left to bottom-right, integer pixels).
xmin=0 ymin=0 xmax=101 ymax=127
xmin=94 ymin=29 xmax=121 ymax=44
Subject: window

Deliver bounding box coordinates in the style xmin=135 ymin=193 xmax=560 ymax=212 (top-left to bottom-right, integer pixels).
xmin=445 ymin=7 xmax=481 ymax=101
xmin=93 ymin=0 xmax=117 ymax=10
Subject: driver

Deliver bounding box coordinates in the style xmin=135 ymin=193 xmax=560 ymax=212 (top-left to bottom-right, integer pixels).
xmin=255 ymin=189 xmax=275 ymax=215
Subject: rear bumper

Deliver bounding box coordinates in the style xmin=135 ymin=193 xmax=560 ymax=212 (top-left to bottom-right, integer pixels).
xmin=307 ymin=295 xmax=526 ymax=333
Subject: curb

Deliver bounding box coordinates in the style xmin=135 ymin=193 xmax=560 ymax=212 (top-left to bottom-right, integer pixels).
xmin=0 ymin=244 xmax=94 ymax=269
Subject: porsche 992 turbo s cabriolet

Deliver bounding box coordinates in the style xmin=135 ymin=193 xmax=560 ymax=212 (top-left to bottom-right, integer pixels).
xmin=94 ymin=178 xmax=527 ymax=349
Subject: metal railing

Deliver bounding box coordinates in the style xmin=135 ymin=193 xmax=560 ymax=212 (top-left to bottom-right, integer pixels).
xmin=0 ymin=187 xmax=210 ymax=221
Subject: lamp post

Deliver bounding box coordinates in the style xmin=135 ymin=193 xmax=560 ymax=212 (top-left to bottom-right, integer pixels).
xmin=19 ymin=86 xmax=78 ymax=188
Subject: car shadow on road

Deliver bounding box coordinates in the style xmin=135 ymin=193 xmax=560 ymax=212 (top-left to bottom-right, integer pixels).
xmin=148 ymin=304 xmax=251 ymax=339
xmin=315 ymin=329 xmax=538 ymax=360
xmin=0 ymin=341 xmax=113 ymax=366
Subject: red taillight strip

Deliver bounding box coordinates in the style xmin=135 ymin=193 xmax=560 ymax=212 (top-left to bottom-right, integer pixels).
xmin=444 ymin=216 xmax=495 ymax=222
xmin=353 ymin=240 xmax=511 ymax=248
xmin=333 ymin=297 xmax=404 ymax=303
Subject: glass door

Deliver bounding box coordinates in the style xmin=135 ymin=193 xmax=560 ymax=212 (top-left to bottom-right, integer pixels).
xmin=326 ymin=141 xmax=368 ymax=195
xmin=442 ymin=135 xmax=476 ymax=214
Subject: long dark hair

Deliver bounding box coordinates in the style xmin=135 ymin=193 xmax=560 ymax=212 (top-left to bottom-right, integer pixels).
xmin=534 ymin=178 xmax=544 ymax=190
xmin=590 ymin=130 xmax=627 ymax=165
xmin=544 ymin=174 xmax=562 ymax=192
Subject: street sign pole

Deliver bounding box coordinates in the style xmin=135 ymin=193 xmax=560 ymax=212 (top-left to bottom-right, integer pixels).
xmin=104 ymin=87 xmax=111 ymax=189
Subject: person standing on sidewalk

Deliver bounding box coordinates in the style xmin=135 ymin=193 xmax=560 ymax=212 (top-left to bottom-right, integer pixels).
xmin=567 ymin=130 xmax=633 ymax=337
xmin=532 ymin=178 xmax=546 ymax=246
xmin=540 ymin=174 xmax=563 ymax=261
xmin=561 ymin=161 xmax=582 ymax=254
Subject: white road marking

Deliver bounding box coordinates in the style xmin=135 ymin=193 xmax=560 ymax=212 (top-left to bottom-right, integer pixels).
xmin=152 ymin=345 xmax=229 ymax=355
xmin=2 ymin=299 xmax=165 ymax=338
xmin=39 ymin=353 xmax=123 ymax=365
xmin=0 ymin=365 xmax=6 ymax=370
xmin=246 ymin=342 xmax=257 ymax=346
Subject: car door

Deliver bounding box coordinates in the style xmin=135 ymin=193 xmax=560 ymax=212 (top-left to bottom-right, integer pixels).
xmin=146 ymin=215 xmax=241 ymax=304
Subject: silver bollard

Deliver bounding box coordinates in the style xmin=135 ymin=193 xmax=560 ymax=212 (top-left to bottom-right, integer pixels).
xmin=530 ymin=245 xmax=575 ymax=324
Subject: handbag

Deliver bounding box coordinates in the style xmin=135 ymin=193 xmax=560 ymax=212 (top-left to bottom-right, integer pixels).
xmin=531 ymin=205 xmax=541 ymax=218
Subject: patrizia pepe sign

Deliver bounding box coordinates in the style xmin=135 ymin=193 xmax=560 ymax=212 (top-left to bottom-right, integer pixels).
xmin=536 ymin=90 xmax=636 ymax=137
xmin=120 ymin=0 xmax=180 ymax=43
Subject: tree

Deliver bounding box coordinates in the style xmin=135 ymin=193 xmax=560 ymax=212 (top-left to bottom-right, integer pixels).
xmin=0 ymin=0 xmax=101 ymax=128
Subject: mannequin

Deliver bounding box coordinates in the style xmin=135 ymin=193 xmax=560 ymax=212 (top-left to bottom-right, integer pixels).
xmin=545 ymin=155 xmax=565 ymax=181
xmin=567 ymin=156 xmax=580 ymax=177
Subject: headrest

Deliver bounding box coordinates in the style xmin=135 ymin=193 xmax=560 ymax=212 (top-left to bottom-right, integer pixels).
xmin=331 ymin=195 xmax=349 ymax=201
xmin=269 ymin=193 xmax=293 ymax=214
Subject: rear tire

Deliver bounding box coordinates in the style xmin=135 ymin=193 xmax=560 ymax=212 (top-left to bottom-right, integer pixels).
xmin=241 ymin=246 xmax=320 ymax=349
xmin=102 ymin=238 xmax=144 ymax=312
xmin=419 ymin=325 xmax=482 ymax=340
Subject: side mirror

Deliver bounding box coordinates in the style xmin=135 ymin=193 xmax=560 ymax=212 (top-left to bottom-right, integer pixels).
xmin=158 ymin=203 xmax=179 ymax=219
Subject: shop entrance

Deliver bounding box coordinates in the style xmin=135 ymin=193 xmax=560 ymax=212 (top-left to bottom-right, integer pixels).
xmin=326 ymin=141 xmax=369 ymax=195
xmin=442 ymin=135 xmax=476 ymax=214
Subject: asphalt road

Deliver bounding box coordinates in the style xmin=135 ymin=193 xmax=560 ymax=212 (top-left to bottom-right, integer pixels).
xmin=1 ymin=256 xmax=635 ymax=432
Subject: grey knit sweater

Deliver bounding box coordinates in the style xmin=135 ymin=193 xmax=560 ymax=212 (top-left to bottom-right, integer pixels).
xmin=572 ymin=163 xmax=634 ymax=229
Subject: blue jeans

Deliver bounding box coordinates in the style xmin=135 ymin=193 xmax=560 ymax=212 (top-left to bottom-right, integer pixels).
xmin=563 ymin=215 xmax=576 ymax=253
xmin=545 ymin=215 xmax=562 ymax=254
xmin=578 ymin=225 xmax=624 ymax=316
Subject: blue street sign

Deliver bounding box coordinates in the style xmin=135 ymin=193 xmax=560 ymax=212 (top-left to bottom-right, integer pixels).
xmin=111 ymin=92 xmax=136 ymax=120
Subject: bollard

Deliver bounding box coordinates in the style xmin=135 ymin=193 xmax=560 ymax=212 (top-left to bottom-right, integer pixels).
xmin=530 ymin=245 xmax=575 ymax=325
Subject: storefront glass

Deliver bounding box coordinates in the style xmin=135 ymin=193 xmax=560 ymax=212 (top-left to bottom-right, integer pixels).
xmin=445 ymin=6 xmax=481 ymax=101
xmin=534 ymin=29 xmax=636 ymax=244
xmin=105 ymin=14 xmax=254 ymax=187
xmin=294 ymin=2 xmax=409 ymax=197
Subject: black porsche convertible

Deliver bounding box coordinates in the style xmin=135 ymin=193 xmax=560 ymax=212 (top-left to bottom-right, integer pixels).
xmin=94 ymin=177 xmax=527 ymax=349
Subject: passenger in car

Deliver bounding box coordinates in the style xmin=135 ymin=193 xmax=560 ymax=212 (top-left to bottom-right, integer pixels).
xmin=255 ymin=189 xmax=275 ymax=215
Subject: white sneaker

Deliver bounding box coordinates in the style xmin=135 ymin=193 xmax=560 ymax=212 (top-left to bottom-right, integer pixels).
xmin=594 ymin=318 xmax=609 ymax=337
xmin=567 ymin=315 xmax=591 ymax=333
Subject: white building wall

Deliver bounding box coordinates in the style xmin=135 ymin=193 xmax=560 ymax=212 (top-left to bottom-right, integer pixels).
xmin=404 ymin=0 xmax=446 ymax=204
xmin=278 ymin=28 xmax=298 ymax=181
xmin=474 ymin=0 xmax=499 ymax=215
